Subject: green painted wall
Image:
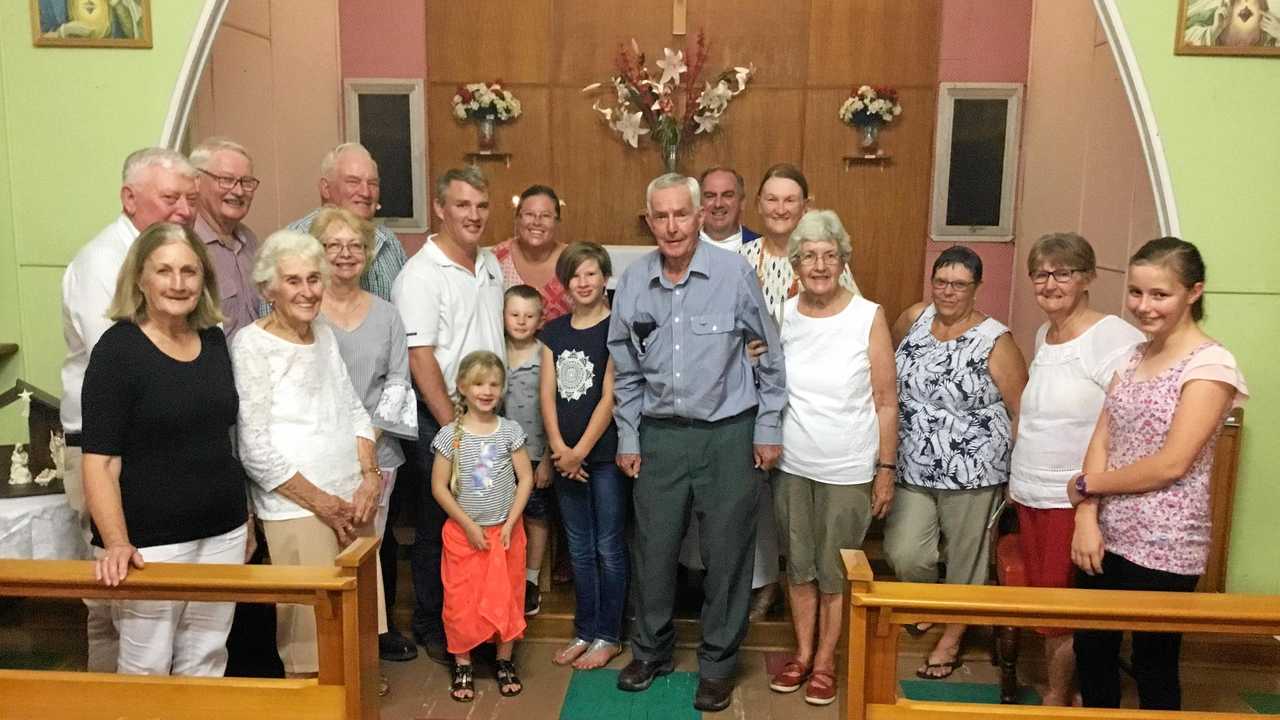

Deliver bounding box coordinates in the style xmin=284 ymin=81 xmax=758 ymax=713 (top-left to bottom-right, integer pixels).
xmin=1116 ymin=1 xmax=1280 ymax=592
xmin=0 ymin=1 xmax=207 ymax=442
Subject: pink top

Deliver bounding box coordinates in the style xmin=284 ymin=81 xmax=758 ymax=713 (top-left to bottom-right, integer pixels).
xmin=1098 ymin=342 xmax=1248 ymax=576
xmin=492 ymin=239 xmax=571 ymax=323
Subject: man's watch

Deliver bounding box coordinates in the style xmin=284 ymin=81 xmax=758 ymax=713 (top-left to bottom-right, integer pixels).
xmin=1074 ymin=474 xmax=1090 ymax=499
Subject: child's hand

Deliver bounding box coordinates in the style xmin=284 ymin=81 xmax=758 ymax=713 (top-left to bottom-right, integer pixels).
xmin=534 ymin=459 xmax=554 ymax=489
xmin=553 ymin=446 xmax=586 ymax=479
xmin=465 ymin=521 xmax=489 ymax=551
xmin=500 ymin=521 xmax=515 ymax=549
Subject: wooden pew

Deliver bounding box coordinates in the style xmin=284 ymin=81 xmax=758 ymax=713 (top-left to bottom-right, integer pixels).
xmin=842 ymin=548 xmax=1280 ymax=720
xmin=0 ymin=537 xmax=380 ymax=720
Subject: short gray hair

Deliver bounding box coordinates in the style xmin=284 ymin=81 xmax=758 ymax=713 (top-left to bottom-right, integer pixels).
xmin=189 ymin=136 xmax=251 ymax=170
xmin=788 ymin=209 xmax=852 ymax=265
xmin=645 ymin=173 xmax=700 ymax=215
xmin=252 ymin=229 xmax=330 ymax=293
xmin=434 ymin=166 xmax=489 ymax=202
xmin=121 ymin=147 xmax=195 ymax=185
xmin=320 ymin=142 xmax=376 ymax=179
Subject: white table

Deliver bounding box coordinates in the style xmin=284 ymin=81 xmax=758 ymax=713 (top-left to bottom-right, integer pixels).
xmin=0 ymin=493 xmax=89 ymax=560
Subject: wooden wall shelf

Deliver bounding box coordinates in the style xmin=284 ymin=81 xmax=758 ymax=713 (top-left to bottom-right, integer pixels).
xmin=464 ymin=151 xmax=512 ymax=168
xmin=842 ymin=154 xmax=891 ymax=170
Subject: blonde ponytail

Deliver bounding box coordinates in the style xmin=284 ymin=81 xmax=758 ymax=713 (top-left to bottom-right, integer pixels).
xmin=448 ymin=393 xmax=466 ymax=497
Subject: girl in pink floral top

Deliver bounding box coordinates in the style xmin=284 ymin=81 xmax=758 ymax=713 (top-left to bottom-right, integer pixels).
xmin=1066 ymin=238 xmax=1248 ymax=711
xmin=492 ymin=185 xmax=571 ymax=324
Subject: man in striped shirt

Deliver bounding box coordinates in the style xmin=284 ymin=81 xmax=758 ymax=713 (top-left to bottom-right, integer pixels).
xmin=287 ymin=142 xmax=406 ymax=301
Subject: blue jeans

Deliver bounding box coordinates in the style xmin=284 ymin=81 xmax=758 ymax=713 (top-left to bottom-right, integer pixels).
xmin=555 ymin=460 xmax=630 ymax=644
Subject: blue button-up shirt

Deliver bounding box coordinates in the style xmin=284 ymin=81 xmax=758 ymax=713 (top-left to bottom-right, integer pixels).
xmin=608 ymin=242 xmax=786 ymax=454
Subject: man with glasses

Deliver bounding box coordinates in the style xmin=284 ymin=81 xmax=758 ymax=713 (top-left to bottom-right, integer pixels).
xmin=190 ymin=137 xmax=262 ymax=339
xmin=287 ymin=142 xmax=407 ymax=302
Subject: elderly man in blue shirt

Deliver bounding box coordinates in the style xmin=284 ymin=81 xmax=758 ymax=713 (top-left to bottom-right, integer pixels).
xmin=608 ymin=173 xmax=786 ymax=713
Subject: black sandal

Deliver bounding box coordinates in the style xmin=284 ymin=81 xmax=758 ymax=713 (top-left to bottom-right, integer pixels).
xmin=496 ymin=659 xmax=523 ymax=697
xmin=450 ymin=662 xmax=474 ymax=703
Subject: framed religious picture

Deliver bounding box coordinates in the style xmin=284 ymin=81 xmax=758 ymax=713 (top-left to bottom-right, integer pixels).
xmin=1175 ymin=0 xmax=1280 ymax=56
xmin=30 ymin=0 xmax=152 ymax=49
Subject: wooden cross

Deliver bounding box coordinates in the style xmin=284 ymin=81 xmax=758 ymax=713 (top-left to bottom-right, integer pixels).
xmin=673 ymin=0 xmax=686 ymax=35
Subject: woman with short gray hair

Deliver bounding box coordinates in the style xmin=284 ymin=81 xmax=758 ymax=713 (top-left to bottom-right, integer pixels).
xmin=231 ymin=229 xmax=384 ymax=680
xmin=768 ymin=210 xmax=896 ymax=705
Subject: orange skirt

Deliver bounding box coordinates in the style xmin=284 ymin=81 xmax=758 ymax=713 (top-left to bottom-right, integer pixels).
xmin=441 ymin=518 xmax=527 ymax=654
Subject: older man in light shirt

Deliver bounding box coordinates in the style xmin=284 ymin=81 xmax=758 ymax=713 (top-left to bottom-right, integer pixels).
xmin=287 ymin=142 xmax=407 ymax=301
xmin=609 ymin=173 xmax=786 ymax=713
xmin=190 ymin=137 xmax=261 ymax=339
xmin=60 ymin=146 xmax=198 ymax=672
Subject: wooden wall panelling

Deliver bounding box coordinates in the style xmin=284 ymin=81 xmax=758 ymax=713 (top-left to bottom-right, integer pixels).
xmin=802 ymin=85 xmax=935 ymax=322
xmin=222 ymin=0 xmax=270 ymax=37
xmin=550 ymin=0 xmax=677 ymax=87
xmin=684 ymin=0 xmax=811 ymax=88
xmin=428 ymin=0 xmax=553 ymax=84
xmin=547 ymin=86 xmax=662 ymax=246
xmin=807 ymin=0 xmax=941 ymax=88
xmin=426 ymin=84 xmax=552 ymax=246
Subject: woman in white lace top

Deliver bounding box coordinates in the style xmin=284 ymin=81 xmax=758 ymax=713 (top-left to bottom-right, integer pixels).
xmin=231 ymin=229 xmax=382 ymax=679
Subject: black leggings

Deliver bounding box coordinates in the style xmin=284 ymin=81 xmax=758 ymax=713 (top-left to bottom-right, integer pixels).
xmin=1073 ymin=552 xmax=1199 ymax=710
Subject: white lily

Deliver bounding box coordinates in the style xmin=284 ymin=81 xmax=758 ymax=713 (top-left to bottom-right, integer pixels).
xmin=734 ymin=65 xmax=752 ymax=92
xmin=693 ymin=113 xmax=720 ymax=134
xmin=591 ymin=101 xmax=615 ymax=122
xmin=614 ymin=109 xmax=649 ymax=148
xmin=656 ymin=47 xmax=687 ymax=88
xmin=582 ymin=82 xmax=603 ymax=93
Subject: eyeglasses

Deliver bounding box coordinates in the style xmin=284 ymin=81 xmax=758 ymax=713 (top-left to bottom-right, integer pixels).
xmin=931 ymin=278 xmax=976 ymax=292
xmin=797 ymin=251 xmax=842 ymax=268
xmin=1030 ymin=268 xmax=1082 ymax=284
xmin=322 ymin=241 xmax=366 ymax=256
xmin=199 ymin=169 xmax=260 ymax=192
xmin=519 ymin=211 xmax=557 ymax=223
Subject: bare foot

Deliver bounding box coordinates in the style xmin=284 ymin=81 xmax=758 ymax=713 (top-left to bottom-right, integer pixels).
xmin=553 ymin=638 xmax=590 ymax=666
xmin=572 ymin=640 xmax=621 ymax=670
xmin=915 ymin=642 xmax=962 ymax=679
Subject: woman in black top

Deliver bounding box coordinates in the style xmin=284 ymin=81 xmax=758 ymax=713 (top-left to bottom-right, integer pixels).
xmin=82 ymin=222 xmax=250 ymax=677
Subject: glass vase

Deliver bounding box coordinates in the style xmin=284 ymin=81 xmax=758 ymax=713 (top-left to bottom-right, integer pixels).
xmin=857 ymin=123 xmax=880 ymax=156
xmin=662 ymin=141 xmax=680 ymax=173
xmin=477 ymin=117 xmax=497 ymax=151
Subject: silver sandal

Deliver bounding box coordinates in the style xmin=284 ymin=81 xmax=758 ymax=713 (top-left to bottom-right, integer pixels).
xmin=553 ymin=637 xmax=591 ymax=666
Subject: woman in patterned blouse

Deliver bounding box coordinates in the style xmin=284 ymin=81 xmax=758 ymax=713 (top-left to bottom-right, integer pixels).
xmin=885 ymin=245 xmax=1027 ymax=680
xmin=1067 ymin=238 xmax=1247 ymax=711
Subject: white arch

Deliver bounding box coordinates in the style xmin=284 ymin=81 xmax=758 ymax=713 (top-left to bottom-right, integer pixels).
xmin=159 ymin=0 xmax=229 ymax=149
xmin=1092 ymin=0 xmax=1180 ymax=237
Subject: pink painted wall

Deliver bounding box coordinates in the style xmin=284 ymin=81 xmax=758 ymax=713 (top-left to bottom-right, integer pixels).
xmin=337 ymin=0 xmax=429 ymax=255
xmin=1006 ymin=2 xmax=1157 ymax=355
xmin=920 ymin=0 xmax=1033 ymax=324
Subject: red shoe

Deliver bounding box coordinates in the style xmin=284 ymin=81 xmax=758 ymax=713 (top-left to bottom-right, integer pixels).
xmin=805 ymin=670 xmax=837 ymax=706
xmin=768 ymin=659 xmax=811 ymax=693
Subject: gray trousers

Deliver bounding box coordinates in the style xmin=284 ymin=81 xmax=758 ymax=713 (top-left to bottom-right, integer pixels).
xmin=631 ymin=411 xmax=757 ymax=679
xmin=882 ymin=483 xmax=1002 ymax=586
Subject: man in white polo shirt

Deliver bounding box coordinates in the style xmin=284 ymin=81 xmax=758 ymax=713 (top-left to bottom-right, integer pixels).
xmin=60 ymin=146 xmax=198 ymax=672
xmin=391 ymin=166 xmax=504 ymax=664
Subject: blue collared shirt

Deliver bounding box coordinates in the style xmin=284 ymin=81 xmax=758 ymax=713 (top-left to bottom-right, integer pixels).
xmin=607 ymin=242 xmax=786 ymax=454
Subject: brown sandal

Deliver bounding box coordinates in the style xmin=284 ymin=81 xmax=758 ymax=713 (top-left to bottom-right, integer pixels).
xmin=769 ymin=659 xmax=811 ymax=693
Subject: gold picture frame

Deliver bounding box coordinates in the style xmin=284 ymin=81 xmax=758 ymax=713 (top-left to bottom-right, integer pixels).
xmin=1175 ymin=0 xmax=1280 ymax=56
xmin=30 ymin=0 xmax=152 ymax=49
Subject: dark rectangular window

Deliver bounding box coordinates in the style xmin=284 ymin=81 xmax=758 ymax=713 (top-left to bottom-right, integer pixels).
xmin=945 ymin=99 xmax=1008 ymax=227
xmin=357 ymin=93 xmax=413 ymax=220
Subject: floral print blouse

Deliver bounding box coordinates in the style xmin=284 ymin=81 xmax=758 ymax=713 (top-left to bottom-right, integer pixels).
xmin=1098 ymin=342 xmax=1248 ymax=576
xmin=895 ymin=304 xmax=1012 ymax=491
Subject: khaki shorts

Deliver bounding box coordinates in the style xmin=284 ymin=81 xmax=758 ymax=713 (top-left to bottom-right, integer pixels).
xmin=773 ymin=470 xmax=873 ymax=595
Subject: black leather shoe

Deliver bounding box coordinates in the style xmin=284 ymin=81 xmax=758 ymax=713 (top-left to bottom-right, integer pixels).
xmin=693 ymin=677 xmax=734 ymax=712
xmin=616 ymin=658 xmax=674 ymax=692
xmin=379 ymin=630 xmax=418 ymax=661
xmin=413 ymin=632 xmax=452 ymax=666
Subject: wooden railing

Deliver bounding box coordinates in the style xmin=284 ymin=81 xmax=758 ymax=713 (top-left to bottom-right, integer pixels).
xmin=842 ymin=548 xmax=1280 ymax=720
xmin=0 ymin=537 xmax=380 ymax=720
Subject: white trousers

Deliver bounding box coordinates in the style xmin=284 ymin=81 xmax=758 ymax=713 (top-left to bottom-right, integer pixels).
xmin=94 ymin=524 xmax=247 ymax=676
xmin=64 ymin=447 xmax=119 ymax=672
xmin=678 ymin=469 xmax=780 ymax=589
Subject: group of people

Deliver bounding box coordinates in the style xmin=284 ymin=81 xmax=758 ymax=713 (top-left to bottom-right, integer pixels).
xmin=57 ymin=138 xmax=1247 ymax=714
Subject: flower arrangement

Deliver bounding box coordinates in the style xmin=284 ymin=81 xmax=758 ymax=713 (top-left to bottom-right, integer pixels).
xmin=582 ymin=31 xmax=754 ymax=171
xmin=451 ymin=81 xmax=523 ymax=122
xmin=838 ymin=85 xmax=902 ymax=128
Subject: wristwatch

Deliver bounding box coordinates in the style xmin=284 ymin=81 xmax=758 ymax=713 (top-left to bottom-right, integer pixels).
xmin=1074 ymin=474 xmax=1090 ymax=499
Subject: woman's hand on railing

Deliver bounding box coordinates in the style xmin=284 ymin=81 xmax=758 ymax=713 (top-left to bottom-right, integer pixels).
xmin=314 ymin=492 xmax=358 ymax=547
xmin=96 ymin=543 xmax=145 ymax=587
